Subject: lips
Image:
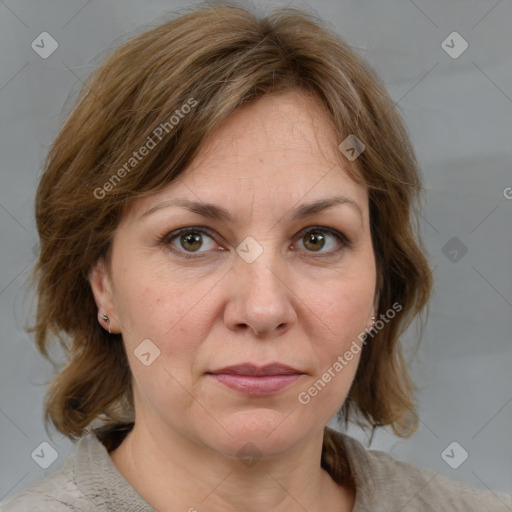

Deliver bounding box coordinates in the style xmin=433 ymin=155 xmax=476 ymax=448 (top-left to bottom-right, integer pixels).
xmin=208 ymin=363 xmax=303 ymax=376
xmin=207 ymin=363 xmax=304 ymax=396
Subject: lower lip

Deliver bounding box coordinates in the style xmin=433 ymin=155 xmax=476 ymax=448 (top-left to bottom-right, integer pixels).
xmin=208 ymin=373 xmax=302 ymax=396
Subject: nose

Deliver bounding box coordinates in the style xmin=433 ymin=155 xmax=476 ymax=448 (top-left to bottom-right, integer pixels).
xmin=223 ymin=245 xmax=297 ymax=338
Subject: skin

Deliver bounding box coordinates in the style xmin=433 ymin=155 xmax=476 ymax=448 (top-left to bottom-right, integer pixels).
xmin=89 ymin=90 xmax=377 ymax=512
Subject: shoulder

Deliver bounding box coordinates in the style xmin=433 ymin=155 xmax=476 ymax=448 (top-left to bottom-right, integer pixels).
xmin=334 ymin=430 xmax=512 ymax=511
xmin=364 ymin=445 xmax=512 ymax=511
xmin=0 ymin=435 xmax=102 ymax=512
xmin=0 ymin=440 xmax=96 ymax=512
xmin=1 ymin=427 xmax=154 ymax=512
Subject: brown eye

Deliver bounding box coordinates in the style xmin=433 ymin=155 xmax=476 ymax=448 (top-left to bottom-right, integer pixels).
xmin=295 ymin=226 xmax=349 ymax=256
xmin=161 ymin=227 xmax=218 ymax=258
xmin=303 ymin=231 xmax=326 ymax=252
xmin=179 ymin=232 xmax=203 ymax=252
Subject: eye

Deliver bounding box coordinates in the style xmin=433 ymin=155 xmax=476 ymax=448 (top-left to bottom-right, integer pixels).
xmin=161 ymin=227 xmax=219 ymax=258
xmin=293 ymin=226 xmax=350 ymax=256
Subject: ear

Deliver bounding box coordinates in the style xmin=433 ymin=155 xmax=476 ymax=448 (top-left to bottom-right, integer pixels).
xmin=372 ymin=292 xmax=380 ymax=317
xmin=368 ymin=289 xmax=380 ymax=328
xmin=372 ymin=270 xmax=382 ymax=317
xmin=88 ymin=257 xmax=120 ymax=334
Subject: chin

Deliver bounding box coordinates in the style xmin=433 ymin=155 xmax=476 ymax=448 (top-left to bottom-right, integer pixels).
xmin=200 ymin=409 xmax=308 ymax=460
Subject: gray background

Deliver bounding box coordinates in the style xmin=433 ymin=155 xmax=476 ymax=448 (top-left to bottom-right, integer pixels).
xmin=1 ymin=0 xmax=511 ymax=504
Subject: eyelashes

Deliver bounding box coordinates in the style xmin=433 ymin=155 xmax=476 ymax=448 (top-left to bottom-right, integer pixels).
xmin=158 ymin=225 xmax=352 ymax=260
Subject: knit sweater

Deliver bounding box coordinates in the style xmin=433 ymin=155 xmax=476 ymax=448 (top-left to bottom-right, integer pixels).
xmin=1 ymin=426 xmax=511 ymax=511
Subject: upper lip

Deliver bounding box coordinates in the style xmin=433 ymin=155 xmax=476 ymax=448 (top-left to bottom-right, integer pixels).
xmin=208 ymin=363 xmax=303 ymax=376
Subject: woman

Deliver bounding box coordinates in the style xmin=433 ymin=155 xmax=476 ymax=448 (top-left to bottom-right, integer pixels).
xmin=2 ymin=3 xmax=511 ymax=511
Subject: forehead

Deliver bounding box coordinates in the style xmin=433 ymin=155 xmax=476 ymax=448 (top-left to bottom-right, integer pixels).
xmin=124 ymin=91 xmax=368 ymax=224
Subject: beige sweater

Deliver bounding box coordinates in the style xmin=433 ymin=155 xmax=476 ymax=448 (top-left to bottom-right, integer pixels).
xmin=2 ymin=426 xmax=511 ymax=511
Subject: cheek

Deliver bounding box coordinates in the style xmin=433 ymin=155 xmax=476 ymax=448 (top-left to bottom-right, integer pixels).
xmin=112 ymin=252 xmax=178 ymax=330
xmin=295 ymin=280 xmax=371 ymax=414
xmin=118 ymin=272 xmax=214 ymax=372
xmin=302 ymin=272 xmax=374 ymax=393
xmin=310 ymin=273 xmax=374 ymax=338
xmin=119 ymin=273 xmax=208 ymax=409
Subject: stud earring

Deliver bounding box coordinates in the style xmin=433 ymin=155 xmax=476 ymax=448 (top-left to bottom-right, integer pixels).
xmin=98 ymin=313 xmax=111 ymax=334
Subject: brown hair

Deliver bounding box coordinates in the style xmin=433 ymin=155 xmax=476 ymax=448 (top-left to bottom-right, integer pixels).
xmin=30 ymin=2 xmax=432 ymax=466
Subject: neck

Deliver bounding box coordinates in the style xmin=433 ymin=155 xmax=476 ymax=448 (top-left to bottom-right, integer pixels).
xmin=108 ymin=420 xmax=355 ymax=512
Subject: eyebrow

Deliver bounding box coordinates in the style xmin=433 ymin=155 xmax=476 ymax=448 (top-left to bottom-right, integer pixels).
xmin=139 ymin=195 xmax=363 ymax=223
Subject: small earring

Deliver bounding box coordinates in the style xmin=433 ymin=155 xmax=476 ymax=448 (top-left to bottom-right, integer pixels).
xmin=98 ymin=313 xmax=111 ymax=334
xmin=370 ymin=315 xmax=376 ymax=328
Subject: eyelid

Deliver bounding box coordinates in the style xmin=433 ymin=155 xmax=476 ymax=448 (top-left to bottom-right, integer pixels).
xmin=295 ymin=225 xmax=351 ymax=247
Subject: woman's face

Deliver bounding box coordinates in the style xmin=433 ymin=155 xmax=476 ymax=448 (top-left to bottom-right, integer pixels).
xmin=91 ymin=91 xmax=377 ymax=458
